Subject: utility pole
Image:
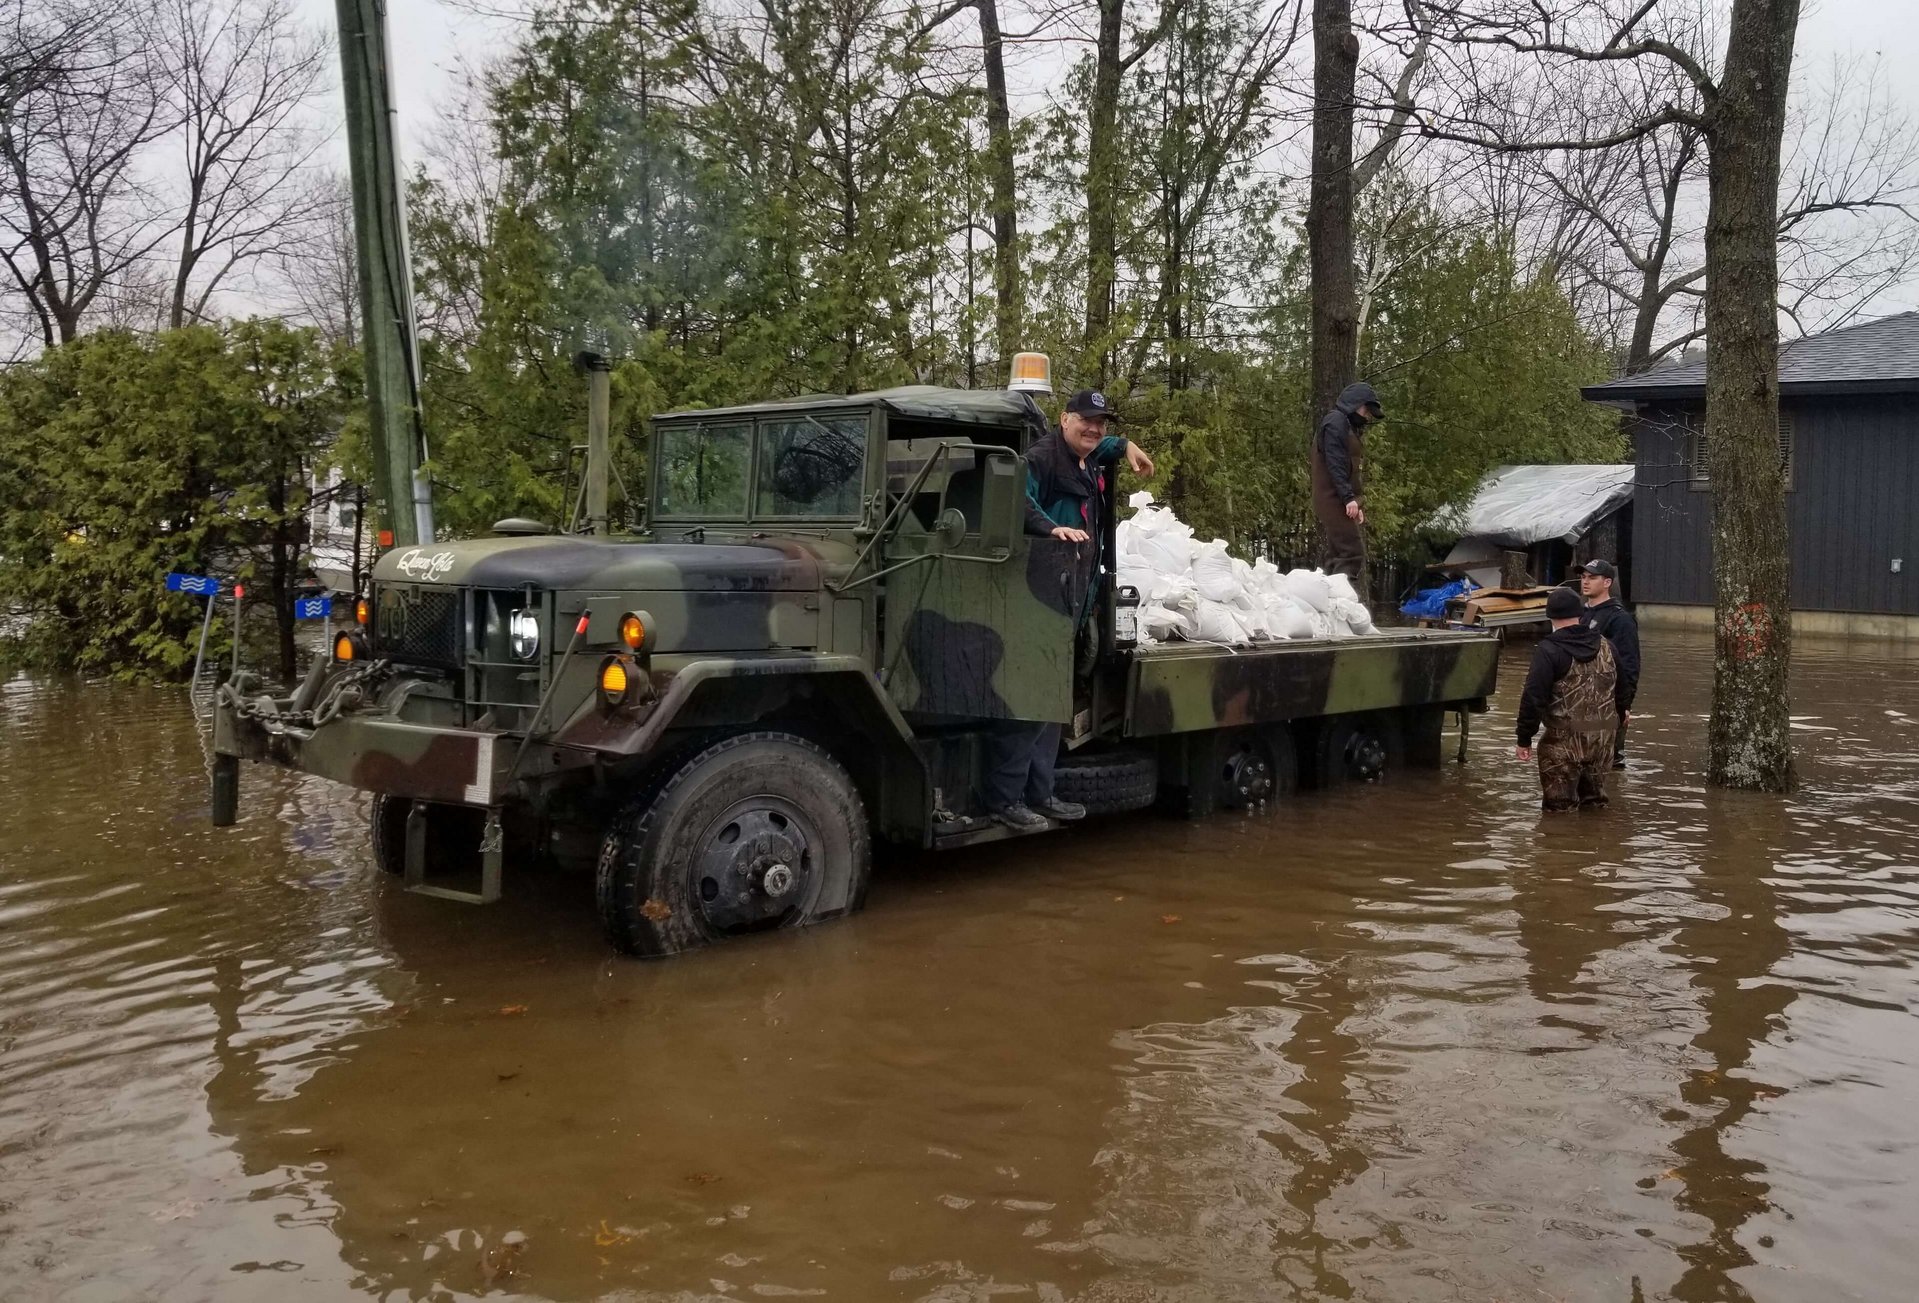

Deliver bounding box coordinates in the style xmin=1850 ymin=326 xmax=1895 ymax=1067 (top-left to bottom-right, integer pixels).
xmin=335 ymin=0 xmax=433 ymax=547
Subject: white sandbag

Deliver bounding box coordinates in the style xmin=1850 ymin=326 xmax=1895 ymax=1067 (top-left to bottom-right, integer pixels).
xmin=1324 ymin=571 xmax=1359 ymax=605
xmin=1120 ymin=566 xmax=1191 ymax=607
xmin=1136 ymin=527 xmax=1195 ymax=576
xmin=1128 ymin=490 xmax=1156 ymax=510
xmin=1193 ymin=540 xmax=1240 ymax=603
xmin=1308 ymin=610 xmax=1339 ymax=640
xmin=1237 ymin=602 xmax=1276 ymax=640
xmin=1141 ymin=601 xmax=1196 ymax=640
xmin=1331 ymin=596 xmax=1376 ymax=635
xmin=1266 ymin=596 xmax=1316 ymax=640
xmin=1193 ymin=599 xmax=1249 ymax=643
xmin=1285 ymin=568 xmax=1333 ymax=613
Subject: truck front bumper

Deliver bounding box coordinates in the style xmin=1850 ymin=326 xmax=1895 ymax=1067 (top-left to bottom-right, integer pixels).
xmin=217 ymin=703 xmax=510 ymax=808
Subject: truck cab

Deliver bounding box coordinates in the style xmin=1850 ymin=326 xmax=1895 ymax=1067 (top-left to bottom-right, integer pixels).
xmin=212 ymin=383 xmax=1497 ymax=957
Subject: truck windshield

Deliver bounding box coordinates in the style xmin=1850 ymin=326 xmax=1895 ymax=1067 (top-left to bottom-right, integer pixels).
xmin=756 ymin=416 xmax=866 ymax=518
xmin=657 ymin=421 xmax=750 ymax=518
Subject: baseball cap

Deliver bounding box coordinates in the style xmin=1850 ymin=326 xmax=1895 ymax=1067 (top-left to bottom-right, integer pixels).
xmin=1064 ymin=389 xmax=1120 ymax=421
xmin=1546 ymin=588 xmax=1583 ymax=620
xmin=1578 ymin=559 xmax=1616 ymax=580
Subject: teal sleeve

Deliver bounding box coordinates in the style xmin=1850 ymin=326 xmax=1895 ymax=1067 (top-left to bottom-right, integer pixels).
xmin=1093 ymin=436 xmax=1128 ymax=466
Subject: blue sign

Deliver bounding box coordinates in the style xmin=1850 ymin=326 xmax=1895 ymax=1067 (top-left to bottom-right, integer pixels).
xmin=294 ymin=597 xmax=333 ymax=620
xmin=166 ymin=572 xmax=219 ymax=596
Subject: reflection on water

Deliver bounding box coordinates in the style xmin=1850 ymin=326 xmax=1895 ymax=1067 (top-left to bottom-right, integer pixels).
xmin=3 ymin=633 xmax=1918 ymax=1301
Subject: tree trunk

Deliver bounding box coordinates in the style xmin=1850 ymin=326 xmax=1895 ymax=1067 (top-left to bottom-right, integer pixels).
xmin=1083 ymin=0 xmax=1126 ymax=382
xmin=977 ymin=0 xmax=1021 ymax=372
xmin=1307 ymin=0 xmax=1359 ymax=422
xmin=1703 ymin=0 xmax=1799 ymax=791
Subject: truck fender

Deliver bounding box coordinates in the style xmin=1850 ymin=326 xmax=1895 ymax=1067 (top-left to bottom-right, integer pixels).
xmin=560 ymin=655 xmax=931 ymax=844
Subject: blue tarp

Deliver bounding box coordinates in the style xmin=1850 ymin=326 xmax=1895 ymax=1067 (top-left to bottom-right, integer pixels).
xmin=1400 ymin=577 xmax=1476 ymax=621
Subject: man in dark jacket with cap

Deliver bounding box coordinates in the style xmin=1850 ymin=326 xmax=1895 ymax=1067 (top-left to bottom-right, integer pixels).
xmin=983 ymin=388 xmax=1155 ymax=832
xmin=1577 ymin=559 xmax=1639 ymax=770
xmin=1516 ymin=587 xmax=1619 ymax=811
xmin=1310 ymin=382 xmax=1383 ymax=581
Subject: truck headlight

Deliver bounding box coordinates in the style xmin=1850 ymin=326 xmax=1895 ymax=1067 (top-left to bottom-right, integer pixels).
xmin=509 ymin=609 xmax=540 ymax=660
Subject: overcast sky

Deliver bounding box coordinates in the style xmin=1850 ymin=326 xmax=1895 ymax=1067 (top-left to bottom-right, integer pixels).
xmin=297 ymin=0 xmax=1919 ymax=315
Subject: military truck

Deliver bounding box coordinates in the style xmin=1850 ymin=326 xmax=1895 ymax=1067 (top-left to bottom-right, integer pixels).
xmin=211 ymin=377 xmax=1497 ymax=957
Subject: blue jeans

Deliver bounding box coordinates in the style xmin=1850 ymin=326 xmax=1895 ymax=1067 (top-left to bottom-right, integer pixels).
xmin=983 ymin=722 xmax=1062 ymax=810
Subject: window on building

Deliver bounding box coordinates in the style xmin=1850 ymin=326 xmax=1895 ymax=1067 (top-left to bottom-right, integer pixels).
xmin=1687 ymin=409 xmax=1793 ymax=490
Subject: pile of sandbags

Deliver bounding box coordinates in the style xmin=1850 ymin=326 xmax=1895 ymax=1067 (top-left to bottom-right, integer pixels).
xmin=1115 ymin=492 xmax=1378 ymax=645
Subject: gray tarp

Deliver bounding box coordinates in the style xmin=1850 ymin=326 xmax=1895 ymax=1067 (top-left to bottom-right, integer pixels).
xmin=1433 ymin=463 xmax=1635 ymax=548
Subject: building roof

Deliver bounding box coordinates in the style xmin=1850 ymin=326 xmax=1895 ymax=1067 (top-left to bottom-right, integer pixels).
xmin=1431 ymin=463 xmax=1636 ymax=548
xmin=1581 ymin=311 xmax=1919 ymax=402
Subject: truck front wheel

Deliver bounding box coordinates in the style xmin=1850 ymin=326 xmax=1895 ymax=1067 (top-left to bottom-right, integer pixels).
xmin=595 ymin=732 xmax=871 ymax=958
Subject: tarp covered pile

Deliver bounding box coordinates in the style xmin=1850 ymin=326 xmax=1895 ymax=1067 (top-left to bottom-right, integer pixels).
xmin=1115 ymin=492 xmax=1378 ymax=644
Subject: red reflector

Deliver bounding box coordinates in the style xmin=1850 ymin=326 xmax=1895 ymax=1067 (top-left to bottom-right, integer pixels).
xmin=377 ymin=529 xmax=394 ymax=548
xmin=233 ymin=584 xmax=245 ymax=599
xmin=575 ymin=614 xmax=590 ymax=635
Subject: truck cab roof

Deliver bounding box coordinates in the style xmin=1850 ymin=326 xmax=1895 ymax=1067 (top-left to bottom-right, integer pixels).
xmin=656 ymin=385 xmax=1049 ymax=436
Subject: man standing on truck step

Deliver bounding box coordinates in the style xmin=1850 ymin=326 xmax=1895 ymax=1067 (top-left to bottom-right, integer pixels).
xmin=1310 ymin=382 xmax=1383 ymax=584
xmin=1515 ymin=587 xmax=1619 ymax=812
xmin=983 ymin=389 xmax=1156 ymax=831
xmin=1577 ymin=559 xmax=1640 ymax=770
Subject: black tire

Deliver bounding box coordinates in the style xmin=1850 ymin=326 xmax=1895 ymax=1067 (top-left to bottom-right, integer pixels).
xmin=594 ymin=732 xmax=871 ymax=958
xmin=1053 ymin=748 xmax=1158 ymax=815
xmin=1310 ymin=712 xmax=1398 ymax=788
xmin=369 ymin=795 xmax=487 ymax=877
xmin=1171 ymin=726 xmax=1299 ymax=818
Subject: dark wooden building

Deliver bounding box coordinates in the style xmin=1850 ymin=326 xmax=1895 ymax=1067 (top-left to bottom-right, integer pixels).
xmin=1582 ymin=312 xmax=1919 ymax=636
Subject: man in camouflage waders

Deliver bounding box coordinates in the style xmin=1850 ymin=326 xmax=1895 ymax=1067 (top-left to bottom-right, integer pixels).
xmin=1515 ymin=587 xmax=1618 ymax=811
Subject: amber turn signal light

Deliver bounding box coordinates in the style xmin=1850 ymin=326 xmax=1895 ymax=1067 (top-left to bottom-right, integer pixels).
xmin=598 ymin=655 xmax=634 ymax=707
xmin=333 ymin=632 xmax=358 ymax=662
xmin=616 ymin=609 xmax=653 ymax=654
xmin=354 ymin=597 xmax=370 ymax=625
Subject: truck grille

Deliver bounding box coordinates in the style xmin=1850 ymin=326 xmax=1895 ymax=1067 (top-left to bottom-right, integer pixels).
xmin=376 ymin=586 xmax=464 ymax=666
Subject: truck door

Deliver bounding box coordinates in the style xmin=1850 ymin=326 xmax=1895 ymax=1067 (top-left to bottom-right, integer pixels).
xmin=877 ymin=437 xmax=1090 ymax=724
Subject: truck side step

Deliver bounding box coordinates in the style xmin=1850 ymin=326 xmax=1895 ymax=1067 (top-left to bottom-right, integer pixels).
xmin=403 ymin=802 xmax=504 ymax=904
xmin=932 ymin=813 xmax=1061 ymax=850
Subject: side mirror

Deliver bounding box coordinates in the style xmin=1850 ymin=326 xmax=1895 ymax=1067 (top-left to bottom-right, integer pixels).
xmin=933 ymin=507 xmax=967 ymax=553
xmin=978 ymin=450 xmax=1023 ymax=556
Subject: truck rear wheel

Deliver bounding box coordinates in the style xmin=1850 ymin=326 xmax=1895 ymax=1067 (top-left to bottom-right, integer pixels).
xmin=1311 ymin=713 xmax=1398 ymax=787
xmin=1170 ymin=726 xmax=1299 ymax=818
xmin=594 ymin=732 xmax=871 ymax=958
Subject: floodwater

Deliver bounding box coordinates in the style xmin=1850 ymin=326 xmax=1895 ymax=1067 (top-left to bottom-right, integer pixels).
xmin=3 ymin=634 xmax=1918 ymax=1303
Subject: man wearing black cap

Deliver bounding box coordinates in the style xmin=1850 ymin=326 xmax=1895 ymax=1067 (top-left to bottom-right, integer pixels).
xmin=1310 ymin=382 xmax=1384 ymax=581
xmin=1516 ymin=586 xmax=1618 ymax=811
xmin=981 ymin=389 xmax=1155 ymax=831
xmin=1577 ymin=559 xmax=1639 ymax=770
xmin=1022 ymin=388 xmax=1155 ymax=543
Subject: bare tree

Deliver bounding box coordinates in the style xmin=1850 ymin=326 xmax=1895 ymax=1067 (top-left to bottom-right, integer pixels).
xmin=1084 ymin=0 xmax=1188 ymax=381
xmin=1417 ymin=0 xmax=1803 ymax=792
xmin=275 ymin=171 xmax=358 ymax=345
xmin=158 ymin=0 xmax=329 ymax=328
xmin=0 ymin=1 xmax=175 ymax=347
xmin=1537 ymin=53 xmax=1918 ymax=373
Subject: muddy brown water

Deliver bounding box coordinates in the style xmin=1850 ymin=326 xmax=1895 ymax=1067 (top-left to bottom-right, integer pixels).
xmin=3 ymin=633 xmax=1918 ymax=1302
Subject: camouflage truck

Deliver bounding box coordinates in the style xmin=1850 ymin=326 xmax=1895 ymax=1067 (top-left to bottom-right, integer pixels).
xmin=211 ymin=382 xmax=1498 ymax=957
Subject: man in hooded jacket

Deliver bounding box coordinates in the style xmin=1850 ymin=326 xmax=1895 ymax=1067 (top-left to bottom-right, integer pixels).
xmin=1310 ymin=382 xmax=1382 ymax=581
xmin=1516 ymin=587 xmax=1619 ymax=811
